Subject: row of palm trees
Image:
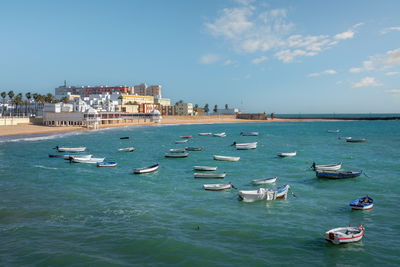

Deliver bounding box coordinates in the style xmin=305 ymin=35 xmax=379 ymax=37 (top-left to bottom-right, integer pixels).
xmin=1 ymin=91 xmax=65 ymax=116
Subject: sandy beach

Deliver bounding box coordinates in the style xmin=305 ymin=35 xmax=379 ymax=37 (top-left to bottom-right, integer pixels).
xmin=0 ymin=115 xmax=326 ymax=137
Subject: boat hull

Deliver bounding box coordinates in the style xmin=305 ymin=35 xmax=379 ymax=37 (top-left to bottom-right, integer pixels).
xmin=213 ymin=155 xmax=240 ymax=162
xmin=311 ymin=162 xmax=342 ymax=171
xmin=134 ymin=164 xmax=159 ymax=174
xmin=349 ymin=196 xmax=374 ymax=210
xmin=316 ymin=170 xmax=362 ymax=179
xmin=203 ymin=184 xmax=231 ymax=191
xmin=194 ymin=173 xmax=226 ymax=179
xmin=193 ymin=166 xmax=218 ymax=171
xmin=97 ymin=162 xmax=117 ymax=167
xmin=56 ymin=146 xmax=86 ymax=152
xmin=277 ymin=152 xmax=296 ymax=157
xmin=165 ymin=153 xmax=189 ymax=158
xmin=325 ymin=226 xmax=364 ymax=245
xmin=251 ymin=177 xmax=277 ymax=185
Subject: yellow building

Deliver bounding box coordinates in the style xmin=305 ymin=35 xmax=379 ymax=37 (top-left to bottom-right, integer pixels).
xmin=120 ymin=94 xmax=154 ymax=105
xmin=154 ymin=97 xmax=170 ymax=106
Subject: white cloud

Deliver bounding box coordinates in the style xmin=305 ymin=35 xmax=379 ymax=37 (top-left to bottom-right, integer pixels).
xmin=349 ymin=48 xmax=400 ymax=72
xmin=384 ymin=89 xmax=400 ymax=94
xmin=381 ymin=26 xmax=400 ymax=35
xmin=308 ymin=69 xmax=336 ymax=77
xmin=224 ymin=59 xmax=234 ymax=65
xmin=385 ymin=71 xmax=400 ymax=76
xmin=336 ymin=81 xmax=343 ymax=85
xmin=351 ymin=77 xmax=383 ymax=88
xmin=199 ymin=54 xmax=220 ymax=64
xmin=251 ymin=56 xmax=268 ymax=64
xmin=205 ymin=3 xmax=362 ymax=63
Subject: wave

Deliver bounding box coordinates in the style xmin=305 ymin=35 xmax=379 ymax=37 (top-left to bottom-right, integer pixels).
xmin=0 ymin=130 xmax=89 ymax=143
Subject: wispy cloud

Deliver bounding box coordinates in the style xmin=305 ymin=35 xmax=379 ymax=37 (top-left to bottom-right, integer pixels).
xmin=308 ymin=69 xmax=337 ymax=77
xmin=223 ymin=59 xmax=234 ymax=66
xmin=381 ymin=26 xmax=400 ymax=35
xmin=384 ymin=89 xmax=400 ymax=94
xmin=199 ymin=54 xmax=220 ymax=64
xmin=351 ymin=77 xmax=382 ymax=88
xmin=251 ymin=56 xmax=268 ymax=64
xmin=385 ymin=71 xmax=400 ymax=76
xmin=205 ymin=2 xmax=361 ymax=63
xmin=349 ymin=47 xmax=400 ymax=72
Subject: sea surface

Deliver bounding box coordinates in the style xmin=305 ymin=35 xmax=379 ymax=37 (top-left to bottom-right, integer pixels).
xmin=1 ymin=121 xmax=399 ymax=266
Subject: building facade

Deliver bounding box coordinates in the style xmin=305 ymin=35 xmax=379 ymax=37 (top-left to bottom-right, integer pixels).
xmin=175 ymin=102 xmax=193 ymax=116
xmin=147 ymin=85 xmax=162 ymax=97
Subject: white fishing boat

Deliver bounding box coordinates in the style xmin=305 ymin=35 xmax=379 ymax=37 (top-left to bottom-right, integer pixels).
xmin=238 ymin=184 xmax=290 ymax=202
xmin=175 ymin=139 xmax=188 ymax=144
xmin=165 ymin=152 xmax=189 ymax=158
xmin=327 ymin=130 xmax=340 ymax=133
xmin=240 ymin=132 xmax=259 ymax=136
xmin=277 ymin=152 xmax=296 ymax=157
xmin=311 ymin=162 xmax=342 ymax=171
xmin=133 ymin=163 xmax=159 ymax=174
xmin=203 ymin=183 xmax=232 ymax=191
xmin=213 ymin=132 xmax=226 ymax=137
xmin=65 ymin=154 xmax=92 ymax=160
xmin=56 ymin=146 xmax=86 ymax=152
xmin=72 ymin=157 xmax=105 ymax=164
xmin=199 ymin=133 xmax=212 ymax=136
xmin=193 ymin=166 xmax=218 ymax=171
xmin=251 ymin=176 xmax=277 ymax=185
xmin=169 ymin=148 xmax=186 ymax=153
xmin=117 ymin=147 xmax=135 ymax=152
xmin=235 ymin=142 xmax=258 ymax=150
xmin=194 ymin=172 xmax=226 ymax=179
xmin=213 ymin=155 xmax=240 ymax=162
xmin=325 ymin=225 xmax=365 ymax=245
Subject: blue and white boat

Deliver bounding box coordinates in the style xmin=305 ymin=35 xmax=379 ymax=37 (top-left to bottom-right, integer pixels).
xmin=97 ymin=161 xmax=117 ymax=167
xmin=349 ymin=196 xmax=374 ymax=210
xmin=316 ymin=170 xmax=362 ymax=179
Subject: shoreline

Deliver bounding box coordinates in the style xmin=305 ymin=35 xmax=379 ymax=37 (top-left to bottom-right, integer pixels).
xmin=0 ymin=114 xmax=392 ymax=138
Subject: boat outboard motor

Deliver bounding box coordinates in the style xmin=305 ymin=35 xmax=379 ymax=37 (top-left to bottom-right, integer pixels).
xmin=311 ymin=162 xmax=316 ymax=170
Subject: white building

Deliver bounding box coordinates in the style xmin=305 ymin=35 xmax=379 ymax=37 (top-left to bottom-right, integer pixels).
xmin=214 ymin=108 xmax=239 ymax=115
xmin=175 ymin=102 xmax=193 ymax=116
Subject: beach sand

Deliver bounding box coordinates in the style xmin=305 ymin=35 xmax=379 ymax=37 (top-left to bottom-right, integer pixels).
xmin=0 ymin=115 xmax=311 ymax=137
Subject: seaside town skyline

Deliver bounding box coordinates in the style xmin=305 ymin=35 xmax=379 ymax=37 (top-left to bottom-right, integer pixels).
xmin=1 ymin=0 xmax=400 ymax=114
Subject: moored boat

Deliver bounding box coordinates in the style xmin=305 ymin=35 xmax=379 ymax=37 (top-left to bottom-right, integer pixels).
xmin=180 ymin=135 xmax=192 ymax=139
xmin=316 ymin=170 xmax=362 ymax=179
xmin=117 ymin=147 xmax=135 ymax=152
xmin=165 ymin=152 xmax=189 ymax=158
xmin=325 ymin=225 xmax=365 ymax=245
xmin=277 ymin=152 xmax=296 ymax=157
xmin=194 ymin=172 xmax=226 ymax=179
xmin=213 ymin=132 xmax=226 ymax=137
xmin=193 ymin=166 xmax=218 ymax=171
xmin=175 ymin=139 xmax=188 ymax=144
xmin=72 ymin=157 xmax=105 ymax=164
xmin=346 ymin=138 xmax=366 ymax=143
xmin=251 ymin=176 xmax=277 ymax=185
xmin=213 ymin=155 xmax=240 ymax=162
xmin=169 ymin=148 xmax=186 ymax=153
xmin=199 ymin=132 xmax=212 ymax=136
xmin=203 ymin=183 xmax=232 ymax=191
xmin=327 ymin=130 xmax=340 ymax=133
xmin=56 ymin=146 xmax=86 ymax=152
xmin=185 ymin=147 xmax=203 ymax=151
xmin=97 ymin=161 xmax=117 ymax=167
xmin=238 ymin=184 xmax=290 ymax=202
xmin=311 ymin=162 xmax=342 ymax=171
xmin=120 ymin=136 xmax=130 ymax=139
xmin=235 ymin=142 xmax=257 ymax=150
xmin=240 ymin=132 xmax=259 ymax=136
xmin=349 ymin=196 xmax=374 ymax=210
xmin=133 ymin=163 xmax=159 ymax=174
xmin=49 ymin=154 xmax=70 ymax=158
xmin=65 ymin=154 xmax=92 ymax=160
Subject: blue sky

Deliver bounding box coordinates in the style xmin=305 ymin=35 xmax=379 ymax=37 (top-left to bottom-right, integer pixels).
xmin=1 ymin=0 xmax=400 ymax=113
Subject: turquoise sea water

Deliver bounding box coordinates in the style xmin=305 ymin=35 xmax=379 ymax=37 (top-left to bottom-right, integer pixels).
xmin=1 ymin=121 xmax=399 ymax=266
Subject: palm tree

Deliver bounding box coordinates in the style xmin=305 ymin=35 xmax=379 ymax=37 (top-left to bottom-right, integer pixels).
xmin=61 ymin=96 xmax=68 ymax=104
xmin=25 ymin=92 xmax=31 ymax=115
xmin=225 ymin=104 xmax=228 ymax=110
xmin=8 ymin=91 xmax=14 ymax=115
xmin=45 ymin=93 xmax=54 ymax=103
xmin=213 ymin=104 xmax=218 ymax=113
xmin=33 ymin=93 xmax=39 ymax=115
xmin=204 ymin=104 xmax=209 ymax=114
xmin=1 ymin=91 xmax=6 ymax=116
xmin=15 ymin=93 xmax=23 ymax=116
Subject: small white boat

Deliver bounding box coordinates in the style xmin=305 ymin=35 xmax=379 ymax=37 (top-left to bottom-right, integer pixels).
xmin=56 ymin=146 xmax=86 ymax=152
xmin=203 ymin=183 xmax=232 ymax=191
xmin=193 ymin=166 xmax=218 ymax=171
xmin=213 ymin=155 xmax=240 ymax=162
xmin=194 ymin=172 xmax=226 ymax=179
xmin=277 ymin=152 xmax=296 ymax=157
xmin=133 ymin=163 xmax=159 ymax=174
xmin=311 ymin=162 xmax=342 ymax=171
xmin=325 ymin=225 xmax=365 ymax=245
xmin=199 ymin=133 xmax=212 ymax=136
xmin=240 ymin=132 xmax=259 ymax=136
xmin=347 ymin=138 xmax=366 ymax=143
xmin=165 ymin=152 xmax=189 ymax=158
xmin=169 ymin=148 xmax=186 ymax=153
xmin=175 ymin=140 xmax=188 ymax=144
xmin=251 ymin=177 xmax=277 ymax=185
xmin=327 ymin=130 xmax=340 ymax=133
xmin=117 ymin=147 xmax=135 ymax=152
xmin=238 ymin=184 xmax=290 ymax=202
xmin=97 ymin=161 xmax=117 ymax=167
xmin=72 ymin=157 xmax=105 ymax=164
xmin=185 ymin=147 xmax=203 ymax=151
xmin=235 ymin=142 xmax=258 ymax=150
xmin=213 ymin=132 xmax=226 ymax=137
